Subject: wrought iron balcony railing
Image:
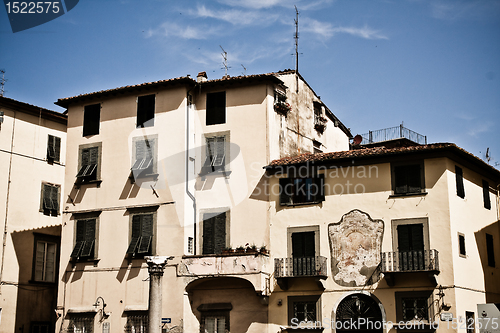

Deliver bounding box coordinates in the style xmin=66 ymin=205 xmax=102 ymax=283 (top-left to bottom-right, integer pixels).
xmin=381 ymin=249 xmax=439 ymax=273
xmin=274 ymin=256 xmax=328 ymax=278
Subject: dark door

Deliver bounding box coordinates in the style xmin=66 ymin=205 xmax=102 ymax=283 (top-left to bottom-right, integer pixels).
xmin=336 ymin=294 xmax=383 ymax=333
xmin=292 ymin=232 xmax=315 ymax=276
xmin=397 ymin=224 xmax=425 ymax=270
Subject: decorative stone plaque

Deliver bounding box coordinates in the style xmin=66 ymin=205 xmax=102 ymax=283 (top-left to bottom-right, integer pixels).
xmin=328 ymin=210 xmax=384 ymax=286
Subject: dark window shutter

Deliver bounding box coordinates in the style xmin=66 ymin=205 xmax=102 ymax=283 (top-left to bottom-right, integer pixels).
xmin=303 ymin=232 xmax=315 ymax=257
xmin=43 ymin=184 xmax=52 ymax=210
xmin=410 ymin=224 xmax=424 ymax=251
xmin=397 ymin=225 xmax=411 ymax=252
xmin=483 ymin=180 xmax=491 ymax=210
xmin=47 ymin=135 xmax=55 ymax=159
xmin=137 ymin=94 xmax=155 ymax=128
xmin=50 ymin=185 xmax=59 ymax=211
xmin=292 ymin=232 xmax=305 ymax=257
xmin=70 ymin=220 xmax=86 ymax=258
xmin=206 ymin=91 xmax=226 ymax=125
xmin=138 ymin=214 xmax=153 ymax=254
xmin=54 ymin=136 xmax=61 ymax=162
xmin=279 ymin=178 xmax=292 ymax=206
xmin=213 ymin=213 xmax=226 ymax=254
xmin=81 ymin=148 xmax=90 ymax=165
xmin=486 ymin=233 xmax=495 ymax=267
xmin=202 ymin=216 xmax=215 ymax=254
xmin=213 ymin=137 xmax=225 ymax=169
xmin=455 ymin=166 xmax=465 ymax=198
xmin=83 ymin=104 xmax=100 ymax=136
xmin=394 ymin=166 xmax=408 ymax=194
xmin=459 ymin=234 xmax=466 ymax=256
xmin=80 ymin=219 xmax=96 ymax=257
xmin=126 ymin=215 xmax=141 ymax=254
xmin=407 ymin=164 xmax=422 ymax=193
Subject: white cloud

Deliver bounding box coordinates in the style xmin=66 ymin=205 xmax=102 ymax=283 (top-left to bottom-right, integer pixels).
xmin=332 ymin=26 xmax=389 ymax=40
xmin=467 ymin=122 xmax=493 ymax=137
xmin=146 ymin=22 xmax=221 ymax=40
xmin=216 ymin=0 xmax=334 ymax=10
xmin=302 ymin=18 xmax=388 ymax=40
xmin=430 ymin=0 xmax=500 ymax=21
xmin=192 ymin=5 xmax=279 ymax=25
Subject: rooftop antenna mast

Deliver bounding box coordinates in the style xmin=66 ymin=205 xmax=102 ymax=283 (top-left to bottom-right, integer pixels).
xmin=0 ymin=69 xmax=6 ymax=97
xmin=294 ymin=6 xmax=299 ymax=93
xmin=220 ymin=45 xmax=230 ymax=76
xmin=241 ymin=64 xmax=247 ymax=76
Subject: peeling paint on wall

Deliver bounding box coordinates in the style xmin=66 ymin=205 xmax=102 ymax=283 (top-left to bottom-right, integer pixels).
xmin=328 ymin=210 xmax=384 ymax=287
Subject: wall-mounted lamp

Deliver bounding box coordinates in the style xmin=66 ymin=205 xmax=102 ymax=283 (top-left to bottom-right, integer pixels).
xmin=437 ymin=286 xmax=451 ymax=311
xmin=93 ymin=296 xmax=110 ymax=320
xmin=277 ymin=299 xmax=283 ymax=306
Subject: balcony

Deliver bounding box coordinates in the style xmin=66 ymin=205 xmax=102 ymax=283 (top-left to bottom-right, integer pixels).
xmin=178 ymin=253 xmax=271 ymax=295
xmin=381 ymin=250 xmax=439 ymax=286
xmin=274 ymin=256 xmax=327 ymax=290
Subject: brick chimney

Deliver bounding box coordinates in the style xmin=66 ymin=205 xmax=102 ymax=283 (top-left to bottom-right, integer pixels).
xmin=197 ymin=71 xmax=207 ymax=83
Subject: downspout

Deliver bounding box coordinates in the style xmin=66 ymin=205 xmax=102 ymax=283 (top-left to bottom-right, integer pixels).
xmin=0 ymin=108 xmax=16 ymax=293
xmin=186 ymin=84 xmax=197 ymax=254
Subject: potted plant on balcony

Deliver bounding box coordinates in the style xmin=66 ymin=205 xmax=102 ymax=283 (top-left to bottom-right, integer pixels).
xmin=259 ymin=245 xmax=268 ymax=255
xmin=274 ymin=101 xmax=291 ymax=116
xmin=246 ymin=244 xmax=258 ymax=254
xmin=315 ymin=116 xmax=327 ymax=133
xmin=235 ymin=246 xmax=245 ymax=254
xmin=222 ymin=247 xmax=234 ymax=255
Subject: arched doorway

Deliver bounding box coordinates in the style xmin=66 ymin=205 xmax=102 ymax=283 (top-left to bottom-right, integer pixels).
xmin=334 ymin=293 xmax=384 ymax=333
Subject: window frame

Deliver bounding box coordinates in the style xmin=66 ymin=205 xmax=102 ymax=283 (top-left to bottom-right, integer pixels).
xmin=395 ymin=290 xmax=433 ymax=323
xmin=466 ymin=311 xmax=475 ymax=333
xmin=287 ymin=295 xmax=321 ymax=327
xmin=136 ymin=94 xmax=156 ymax=128
xmin=391 ymin=218 xmax=430 ymax=253
xmin=31 ymin=233 xmax=59 ymax=283
xmin=279 ymin=174 xmax=325 ymax=206
xmin=76 ymin=142 xmax=102 ymax=184
xmin=206 ymin=91 xmax=226 ymax=126
xmin=201 ymin=132 xmax=230 ymax=176
xmin=126 ymin=210 xmax=157 ymax=259
xmin=39 ymin=182 xmax=60 ymax=216
xmin=391 ymin=161 xmax=425 ymax=196
xmin=70 ymin=214 xmax=100 ymax=262
xmin=201 ymin=210 xmax=229 ymax=255
xmin=455 ymin=165 xmax=465 ymax=199
xmin=83 ymin=103 xmax=100 ymax=137
xmin=46 ymin=134 xmax=61 ymax=163
xmin=458 ymin=232 xmax=466 ymax=258
xmin=131 ymin=135 xmax=158 ymax=179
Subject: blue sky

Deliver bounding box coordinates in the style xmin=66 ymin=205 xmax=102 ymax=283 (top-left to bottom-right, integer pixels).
xmin=1 ymin=0 xmax=499 ymax=167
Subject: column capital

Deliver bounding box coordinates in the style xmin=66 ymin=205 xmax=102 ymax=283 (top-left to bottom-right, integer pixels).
xmin=145 ymin=256 xmax=174 ymax=276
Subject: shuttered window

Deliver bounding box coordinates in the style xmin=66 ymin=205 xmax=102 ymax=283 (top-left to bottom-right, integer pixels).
xmin=292 ymin=232 xmax=315 ymax=258
xmin=206 ymin=91 xmax=226 ymax=125
xmin=202 ymin=212 xmax=226 ymax=255
xmin=455 ymin=166 xmax=465 ymax=198
xmin=83 ymin=103 xmax=100 ymax=136
xmin=126 ymin=214 xmax=153 ymax=256
xmin=42 ymin=183 xmax=60 ymax=215
xmin=483 ymin=180 xmax=491 ymax=210
xmin=131 ymin=139 xmax=155 ymax=177
xmin=47 ymin=135 xmax=61 ymax=162
xmin=394 ymin=164 xmax=422 ymax=194
xmin=397 ymin=224 xmax=424 ymax=252
xmin=76 ymin=147 xmax=98 ymax=181
xmin=458 ymin=233 xmax=466 ymax=257
xmin=137 ymin=94 xmax=155 ymax=128
xmin=486 ymin=233 xmax=495 ymax=267
xmin=70 ymin=219 xmax=96 ymax=260
xmin=202 ymin=136 xmax=225 ymax=174
xmin=279 ymin=175 xmax=325 ymax=206
xmin=34 ymin=241 xmax=57 ymax=282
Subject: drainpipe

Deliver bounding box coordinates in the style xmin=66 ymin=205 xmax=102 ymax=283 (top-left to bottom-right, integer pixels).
xmin=186 ymin=82 xmax=197 ymax=254
xmin=0 ymin=108 xmax=16 ymax=293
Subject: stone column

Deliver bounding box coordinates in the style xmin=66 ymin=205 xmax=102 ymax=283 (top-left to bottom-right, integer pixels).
xmin=146 ymin=256 xmax=173 ymax=333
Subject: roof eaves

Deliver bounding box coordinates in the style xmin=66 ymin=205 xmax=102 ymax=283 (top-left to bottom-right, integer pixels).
xmin=0 ymin=96 xmax=67 ymax=125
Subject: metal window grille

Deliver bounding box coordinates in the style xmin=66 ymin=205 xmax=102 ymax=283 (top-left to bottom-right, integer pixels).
xmin=67 ymin=316 xmax=94 ymax=333
xmin=125 ymin=315 xmax=148 ymax=333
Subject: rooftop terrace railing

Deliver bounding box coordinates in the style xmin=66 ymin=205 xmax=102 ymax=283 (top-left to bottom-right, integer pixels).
xmin=360 ymin=125 xmax=427 ymax=145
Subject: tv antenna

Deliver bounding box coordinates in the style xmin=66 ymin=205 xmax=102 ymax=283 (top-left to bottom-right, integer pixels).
xmin=0 ymin=69 xmax=6 ymax=97
xmin=241 ymin=64 xmax=247 ymax=76
xmin=294 ymin=6 xmax=300 ymax=92
xmin=485 ymin=147 xmax=491 ymax=163
xmin=220 ymin=45 xmax=230 ymax=76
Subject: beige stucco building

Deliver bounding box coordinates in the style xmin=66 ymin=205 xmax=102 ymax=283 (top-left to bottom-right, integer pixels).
xmin=0 ymin=96 xmax=67 ymax=333
xmin=53 ymin=70 xmax=499 ymax=333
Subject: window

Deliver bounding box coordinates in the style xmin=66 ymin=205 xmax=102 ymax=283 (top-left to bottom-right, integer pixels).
xmin=202 ymin=212 xmax=227 ymax=255
xmin=40 ymin=183 xmax=60 ymax=216
xmin=466 ymin=311 xmax=475 ymax=333
xmin=83 ymin=104 xmax=100 ymax=136
xmin=395 ymin=291 xmax=433 ymax=323
xmin=47 ymin=135 xmax=61 ymax=162
xmin=279 ymin=175 xmax=325 ymax=206
xmin=32 ymin=234 xmax=58 ymax=282
xmin=313 ymin=140 xmax=322 ymax=154
xmin=206 ymin=91 xmax=225 ymax=125
xmin=126 ymin=214 xmax=153 ymax=257
xmin=188 ymin=237 xmax=194 ymax=254
xmin=486 ymin=233 xmax=495 ymax=267
xmin=456 ymin=166 xmax=465 ymax=198
xmin=137 ymin=94 xmax=155 ymax=128
xmin=76 ymin=144 xmax=101 ymax=183
xmin=392 ymin=218 xmax=430 ymax=271
xmin=483 ymin=180 xmax=491 ymax=210
xmin=131 ymin=137 xmax=156 ymax=178
xmin=70 ymin=219 xmax=96 ymax=260
xmin=288 ymin=295 xmax=320 ymax=326
xmin=392 ymin=163 xmax=424 ymax=195
xmin=67 ymin=314 xmax=94 ymax=333
xmin=198 ymin=303 xmax=231 ymax=333
xmin=31 ymin=322 xmax=51 ymax=333
xmin=458 ymin=233 xmax=466 ymax=258
xmin=125 ymin=313 xmax=148 ymax=333
xmin=202 ymin=136 xmax=226 ymax=175
xmin=203 ymin=316 xmax=227 ymax=333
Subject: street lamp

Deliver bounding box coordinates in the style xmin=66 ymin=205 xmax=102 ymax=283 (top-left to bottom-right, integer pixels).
xmin=93 ymin=296 xmax=109 ymax=320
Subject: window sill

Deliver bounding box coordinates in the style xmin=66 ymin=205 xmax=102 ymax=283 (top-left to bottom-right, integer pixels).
xmin=29 ymin=279 xmax=57 ymax=285
xmin=281 ymin=201 xmax=323 ymax=207
xmin=389 ymin=192 xmax=428 ymax=198
xmin=71 ymin=258 xmax=100 ymax=267
xmin=74 ymin=179 xmax=102 ymax=188
xmin=130 ymin=173 xmax=159 ymax=183
xmin=199 ymin=170 xmax=232 ymax=179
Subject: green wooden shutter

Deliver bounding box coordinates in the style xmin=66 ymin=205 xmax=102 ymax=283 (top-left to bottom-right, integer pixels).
xmin=213 ymin=213 xmax=226 ymax=254
xmin=126 ymin=215 xmax=141 ymax=254
xmin=70 ymin=220 xmax=86 ymax=258
xmin=54 ymin=136 xmax=61 ymax=162
xmin=138 ymin=214 xmax=153 ymax=254
xmin=80 ymin=219 xmax=96 ymax=257
xmin=279 ymin=178 xmax=293 ymax=206
xmin=202 ymin=215 xmax=215 ymax=254
xmin=50 ymin=185 xmax=59 ymax=211
xmin=43 ymin=184 xmax=52 ymax=210
xmin=47 ymin=135 xmax=55 ymax=159
xmin=397 ymin=225 xmax=411 ymax=252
